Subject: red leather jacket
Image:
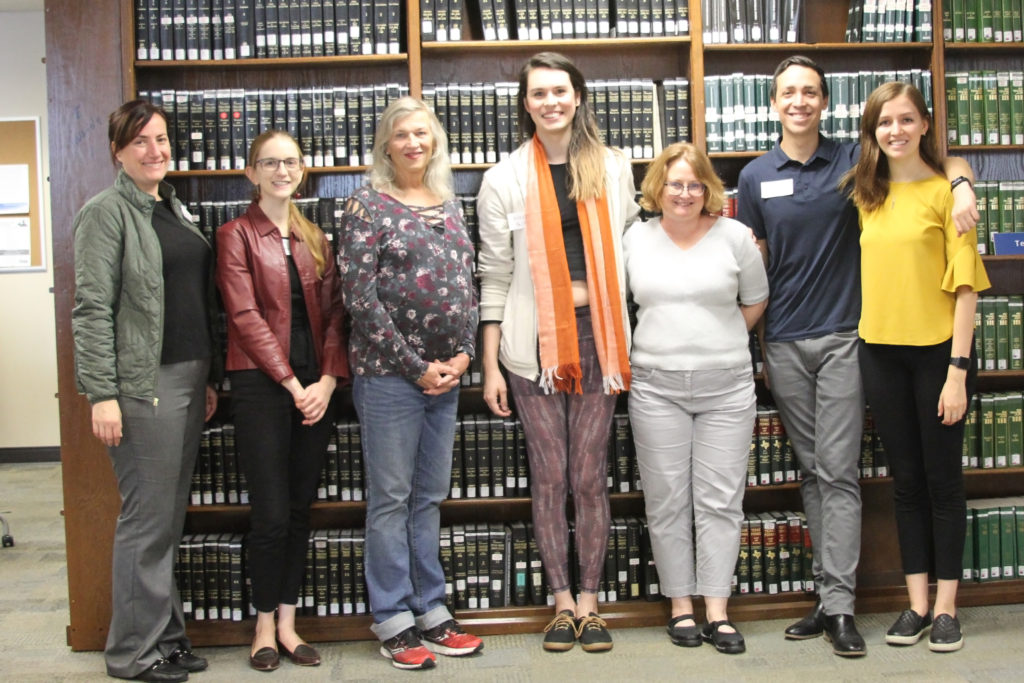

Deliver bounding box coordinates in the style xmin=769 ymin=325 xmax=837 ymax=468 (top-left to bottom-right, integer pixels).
xmin=216 ymin=202 xmax=349 ymax=384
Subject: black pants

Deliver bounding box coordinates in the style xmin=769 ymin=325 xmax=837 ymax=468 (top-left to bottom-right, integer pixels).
xmin=230 ymin=369 xmax=336 ymax=612
xmin=859 ymin=339 xmax=975 ymax=581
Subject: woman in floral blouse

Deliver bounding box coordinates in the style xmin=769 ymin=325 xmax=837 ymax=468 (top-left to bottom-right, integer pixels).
xmin=337 ymin=96 xmax=482 ymax=671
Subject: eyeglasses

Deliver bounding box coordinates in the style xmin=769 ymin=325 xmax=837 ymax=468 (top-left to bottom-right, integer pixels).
xmin=255 ymin=157 xmax=303 ymax=172
xmin=664 ymin=181 xmax=706 ymax=197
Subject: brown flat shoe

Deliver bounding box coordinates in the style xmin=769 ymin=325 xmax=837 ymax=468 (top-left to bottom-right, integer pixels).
xmin=280 ymin=642 xmax=321 ymax=666
xmin=249 ymin=646 xmax=280 ymax=672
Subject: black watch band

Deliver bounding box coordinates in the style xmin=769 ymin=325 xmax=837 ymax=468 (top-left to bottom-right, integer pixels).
xmin=949 ymin=356 xmax=972 ymax=370
xmin=950 ymin=176 xmax=973 ymax=192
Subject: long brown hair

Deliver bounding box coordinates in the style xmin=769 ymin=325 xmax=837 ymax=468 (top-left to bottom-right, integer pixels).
xmin=840 ymin=81 xmax=944 ymax=212
xmin=517 ymin=52 xmax=611 ymax=201
xmin=247 ymin=130 xmax=327 ymax=277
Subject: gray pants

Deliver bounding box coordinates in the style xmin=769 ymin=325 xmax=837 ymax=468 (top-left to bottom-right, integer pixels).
xmin=766 ymin=331 xmax=862 ymax=615
xmin=105 ymin=359 xmax=209 ymax=679
xmin=629 ymin=366 xmax=755 ymax=599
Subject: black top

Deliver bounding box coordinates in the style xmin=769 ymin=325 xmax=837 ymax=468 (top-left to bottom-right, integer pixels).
xmin=549 ymin=163 xmax=586 ymax=281
xmin=151 ymin=197 xmax=213 ymax=364
xmin=283 ymin=238 xmax=318 ymax=382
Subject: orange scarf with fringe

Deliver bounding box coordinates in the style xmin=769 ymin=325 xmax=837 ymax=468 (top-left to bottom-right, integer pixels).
xmin=524 ymin=137 xmax=630 ymax=395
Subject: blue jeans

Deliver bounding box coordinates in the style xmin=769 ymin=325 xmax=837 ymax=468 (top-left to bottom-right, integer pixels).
xmin=354 ymin=374 xmax=458 ymax=642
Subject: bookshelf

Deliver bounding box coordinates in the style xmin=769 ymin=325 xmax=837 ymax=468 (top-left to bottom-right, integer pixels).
xmin=47 ymin=0 xmax=1024 ymax=651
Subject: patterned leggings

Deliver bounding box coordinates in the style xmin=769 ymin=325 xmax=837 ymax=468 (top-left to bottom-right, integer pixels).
xmin=507 ymin=309 xmax=617 ymax=594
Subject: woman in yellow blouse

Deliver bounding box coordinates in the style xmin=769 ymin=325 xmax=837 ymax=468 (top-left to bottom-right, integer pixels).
xmin=843 ymin=81 xmax=990 ymax=654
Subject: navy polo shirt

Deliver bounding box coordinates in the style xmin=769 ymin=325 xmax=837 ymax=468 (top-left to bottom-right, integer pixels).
xmin=737 ymin=135 xmax=861 ymax=343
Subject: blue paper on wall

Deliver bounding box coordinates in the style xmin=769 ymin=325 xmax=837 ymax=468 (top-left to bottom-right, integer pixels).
xmin=992 ymin=233 xmax=1024 ymax=255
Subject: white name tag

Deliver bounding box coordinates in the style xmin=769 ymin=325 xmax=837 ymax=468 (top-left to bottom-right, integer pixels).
xmin=761 ymin=179 xmax=794 ymax=199
xmin=508 ymin=212 xmax=526 ymax=232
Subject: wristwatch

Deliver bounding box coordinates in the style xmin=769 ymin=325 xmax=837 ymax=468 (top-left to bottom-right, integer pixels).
xmin=949 ymin=356 xmax=972 ymax=370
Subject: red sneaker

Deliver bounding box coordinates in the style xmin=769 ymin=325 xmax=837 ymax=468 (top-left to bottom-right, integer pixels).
xmin=420 ymin=619 xmax=484 ymax=656
xmin=380 ymin=627 xmax=437 ymax=670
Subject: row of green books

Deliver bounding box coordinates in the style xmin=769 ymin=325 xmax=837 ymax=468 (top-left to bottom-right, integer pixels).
xmin=704 ymin=69 xmax=932 ymax=152
xmin=974 ymin=180 xmax=1024 ymax=254
xmin=844 ymin=0 xmax=934 ymax=43
xmin=963 ymin=392 xmax=1024 ymax=469
xmin=976 ymin=296 xmax=1024 ymax=372
xmin=701 ymin=0 xmax=801 ymax=44
xmin=135 ymin=0 xmax=403 ymax=61
xmin=943 ymin=0 xmax=1024 ymax=43
xmin=139 ymin=83 xmax=410 ymax=171
xmin=945 ymin=70 xmax=1024 ymax=148
xmin=963 ymin=497 xmax=1024 ymax=583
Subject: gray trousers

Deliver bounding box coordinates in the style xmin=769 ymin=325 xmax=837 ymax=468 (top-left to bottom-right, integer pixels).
xmin=766 ymin=331 xmax=862 ymax=615
xmin=105 ymin=359 xmax=209 ymax=679
xmin=629 ymin=366 xmax=755 ymax=599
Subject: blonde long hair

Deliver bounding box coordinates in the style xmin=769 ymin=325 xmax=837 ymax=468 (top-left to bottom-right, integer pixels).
xmin=247 ymin=130 xmax=327 ymax=277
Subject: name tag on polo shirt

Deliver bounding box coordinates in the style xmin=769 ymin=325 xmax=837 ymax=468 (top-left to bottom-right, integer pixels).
xmin=760 ymin=179 xmax=794 ymax=198
xmin=507 ymin=212 xmax=526 ymax=232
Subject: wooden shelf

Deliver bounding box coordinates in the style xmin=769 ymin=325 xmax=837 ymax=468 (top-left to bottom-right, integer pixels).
xmin=422 ymin=37 xmax=691 ymax=52
xmin=134 ymin=54 xmax=408 ymax=70
xmin=704 ymin=41 xmax=933 ymax=52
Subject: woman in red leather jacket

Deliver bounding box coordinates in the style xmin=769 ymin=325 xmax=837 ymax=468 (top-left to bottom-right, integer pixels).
xmin=216 ymin=130 xmax=349 ymax=672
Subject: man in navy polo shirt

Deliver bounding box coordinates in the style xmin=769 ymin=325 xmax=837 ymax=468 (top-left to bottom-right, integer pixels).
xmin=737 ymin=55 xmax=978 ymax=658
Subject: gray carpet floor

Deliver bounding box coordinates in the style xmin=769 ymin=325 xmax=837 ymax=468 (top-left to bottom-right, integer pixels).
xmin=3 ymin=461 xmax=1024 ymax=682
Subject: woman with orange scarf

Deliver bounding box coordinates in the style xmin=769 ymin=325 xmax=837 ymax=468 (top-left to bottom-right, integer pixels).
xmin=477 ymin=52 xmax=639 ymax=653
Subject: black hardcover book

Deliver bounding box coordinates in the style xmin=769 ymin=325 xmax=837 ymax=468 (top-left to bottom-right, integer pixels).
xmin=230 ymin=88 xmax=245 ymax=170
xmin=184 ymin=0 xmax=199 ymax=60
xmin=330 ymin=86 xmax=347 ymax=164
xmin=465 ymin=523 xmax=481 ymax=608
xmin=640 ymin=80 xmax=654 ymax=159
xmin=284 ymin=86 xmax=299 ymax=140
xmin=339 ymin=528 xmax=355 ymax=614
xmin=352 ymin=527 xmax=366 ymax=613
xmin=624 ymin=517 xmax=642 ymax=600
xmin=322 ymin=0 xmax=336 ymax=55
xmin=207 ymin=421 xmax=223 ymax=504
xmin=311 ymin=0 xmax=325 ymax=56
xmin=257 ymin=88 xmax=274 ymax=137
xmin=192 ymin=427 xmax=209 ymax=504
xmin=189 ymin=534 xmax=207 ymax=620
xmin=159 ymin=0 xmax=175 ymax=60
xmin=322 ymin=87 xmax=338 ymax=166
xmin=373 ymin=0 xmax=388 ymax=54
xmin=221 ymin=422 xmax=238 ymax=504
xmin=324 ymin=435 xmax=339 ymax=501
xmin=613 ymin=413 xmax=630 ymax=492
xmin=222 ymin=0 xmax=237 ymax=57
xmin=358 ymin=85 xmax=375 ymax=165
xmin=336 ymin=420 xmax=352 ymax=500
xmin=186 ymin=90 xmax=203 ymax=170
xmin=207 ymin=90 xmax=223 ymax=171
xmin=449 ymin=0 xmax=465 ymax=40
xmin=313 ymin=529 xmax=329 ymax=615
xmin=297 ymin=0 xmax=312 ymax=57
xmin=243 ymin=90 xmax=259 ymax=167
xmin=470 ymin=83 xmax=486 ymax=165
xmin=222 ymin=534 xmax=240 ymax=620
xmin=252 ymin=0 xmax=266 ymax=57
xmin=445 ymin=84 xmax=462 ymax=165
xmin=515 ymin=418 xmax=528 ymax=494
xmin=439 ymin=526 xmax=455 ymax=608
xmin=641 ymin=520 xmax=661 ymax=599
xmin=606 ymin=83 xmax=622 ymax=151
xmin=136 ymin=0 xmax=155 ymax=60
xmin=601 ymin=523 xmax=617 ymax=601
xmin=613 ymin=517 xmax=629 ymax=600
xmin=349 ymin=417 xmax=365 ymax=501
xmin=748 ymin=513 xmax=764 ymax=592
xmin=203 ymin=534 xmax=220 ymax=619
xmin=298 ymin=87 xmax=314 ymax=165
xmin=513 ymin=0 xmax=530 ymax=39
xmin=300 ymin=533 xmax=314 ymax=615
xmin=264 ymin=0 xmax=280 ymax=57
xmin=327 ymin=529 xmax=341 ymax=614
xmin=489 ymin=416 xmax=505 ymax=498
xmin=235 ymin=0 xmax=253 ymax=57
xmin=452 ymin=524 xmax=469 ymax=609
xmin=346 ymin=0 xmax=361 ymax=54
xmin=489 ymin=523 xmax=507 ymax=607
xmin=493 ymin=0 xmax=511 ymax=39
xmin=476 ymin=414 xmax=491 ymax=498
xmin=458 ymin=83 xmax=473 ymax=166
xmin=775 ymin=512 xmax=790 ymax=592
xmin=509 ymin=520 xmax=529 ymax=605
xmin=527 ymin=523 xmax=546 ymax=604
xmin=421 ymin=0 xmax=436 ymax=41
xmin=358 ymin=0 xmax=374 ymax=54
xmin=463 ymin=412 xmax=479 ymax=498
xmin=450 ymin=418 xmax=464 ymax=498
xmin=196 ymin=0 xmax=212 ymax=59
xmin=502 ymin=417 xmax=517 ymax=496
xmin=482 ymin=83 xmax=498 ymax=164
xmin=285 ymin=0 xmax=301 ymax=56
xmin=177 ymin=535 xmax=193 ymax=618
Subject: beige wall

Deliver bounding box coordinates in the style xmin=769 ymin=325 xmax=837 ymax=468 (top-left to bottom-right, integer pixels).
xmin=0 ymin=10 xmax=59 ymax=448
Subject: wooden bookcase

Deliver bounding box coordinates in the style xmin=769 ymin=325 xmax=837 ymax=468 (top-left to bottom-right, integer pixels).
xmin=46 ymin=0 xmax=1024 ymax=651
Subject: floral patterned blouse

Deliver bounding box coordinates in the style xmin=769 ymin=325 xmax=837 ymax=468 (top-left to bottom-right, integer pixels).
xmin=338 ymin=186 xmax=478 ymax=381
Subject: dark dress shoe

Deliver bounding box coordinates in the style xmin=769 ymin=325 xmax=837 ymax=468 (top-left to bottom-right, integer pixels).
xmin=249 ymin=646 xmax=281 ymax=672
xmin=823 ymin=614 xmax=867 ymax=657
xmin=701 ymin=620 xmax=746 ymax=654
xmin=134 ymin=658 xmax=189 ymax=682
xmin=280 ymin=642 xmax=321 ymax=666
xmin=667 ymin=614 xmax=702 ymax=647
xmin=168 ymin=647 xmax=208 ymax=672
xmin=785 ymin=600 xmax=825 ymax=640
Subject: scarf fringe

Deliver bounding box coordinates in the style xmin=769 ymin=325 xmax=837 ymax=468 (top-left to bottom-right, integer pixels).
xmin=602 ymin=373 xmax=628 ymax=395
xmin=539 ymin=364 xmax=584 ymax=395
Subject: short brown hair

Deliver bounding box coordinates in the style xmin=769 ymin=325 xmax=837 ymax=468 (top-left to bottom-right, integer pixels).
xmin=639 ymin=142 xmax=725 ymax=215
xmin=108 ymin=99 xmax=168 ymax=165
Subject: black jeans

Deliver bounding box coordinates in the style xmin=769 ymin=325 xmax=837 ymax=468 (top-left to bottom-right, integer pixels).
xmin=230 ymin=369 xmax=336 ymax=611
xmin=859 ymin=338 xmax=975 ymax=580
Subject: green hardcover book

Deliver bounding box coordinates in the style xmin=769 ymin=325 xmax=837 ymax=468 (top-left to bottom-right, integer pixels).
xmin=981 ymin=393 xmax=996 ymax=468
xmin=1015 ymin=500 xmax=1024 ymax=577
xmin=946 ymin=70 xmax=960 ymax=145
xmin=995 ymin=392 xmax=1010 ymax=468
xmin=964 ymin=394 xmax=980 ymax=468
xmin=1009 ymin=296 xmax=1023 ymax=370
xmin=996 ymin=295 xmax=1010 ymax=370
xmin=969 ymin=71 xmax=985 ymax=145
xmin=983 ymin=70 xmax=1000 ymax=144
xmin=988 ymin=502 xmax=1002 ymax=580
xmin=963 ymin=506 xmax=975 ymax=581
xmin=997 ymin=71 xmax=1013 ymax=145
xmin=976 ymin=180 xmax=991 ymax=254
xmin=758 ymin=511 xmax=779 ymax=595
xmin=757 ymin=406 xmax=772 ymax=486
xmin=979 ymin=0 xmax=995 ymax=41
xmin=943 ymin=0 xmax=954 ymax=40
xmin=952 ymin=0 xmax=967 ymax=41
xmin=720 ymin=73 xmax=737 ymax=153
xmin=976 ymin=304 xmax=985 ymax=369
xmin=1001 ymin=505 xmax=1017 ymax=578
xmin=1014 ymin=180 xmax=1024 ymax=231
xmin=1013 ymin=2 xmax=1024 ymax=41
xmin=1000 ymin=181 xmax=1015 ymax=233
xmin=862 ymin=411 xmax=876 ymax=477
xmin=992 ymin=0 xmax=1005 ymax=41
xmin=736 ymin=516 xmax=751 ymax=594
xmin=965 ymin=0 xmax=979 ymax=41
xmin=975 ymin=506 xmax=990 ymax=580
xmin=983 ymin=297 xmax=998 ymax=370
xmin=987 ymin=183 xmax=1003 ymax=252
xmin=770 ymin=408 xmax=785 ymax=484
xmin=1012 ymin=71 xmax=1024 ymax=145
xmin=748 ymin=512 xmax=764 ymax=593
xmin=747 ymin=416 xmax=758 ymax=487
xmin=705 ymin=75 xmax=722 ymax=152
xmin=955 ymin=71 xmax=972 ymax=145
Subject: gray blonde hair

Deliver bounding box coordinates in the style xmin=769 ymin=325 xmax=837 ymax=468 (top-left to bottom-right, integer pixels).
xmin=369 ymin=96 xmax=454 ymax=200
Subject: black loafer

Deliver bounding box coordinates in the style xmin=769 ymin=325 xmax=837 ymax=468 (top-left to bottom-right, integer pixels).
xmin=928 ymin=613 xmax=964 ymax=652
xmin=785 ymin=600 xmax=825 ymax=640
xmin=701 ymin=620 xmax=745 ymax=654
xmin=667 ymin=614 xmax=702 ymax=647
xmin=168 ymin=647 xmax=208 ymax=673
xmin=249 ymin=646 xmax=281 ymax=672
xmin=134 ymin=658 xmax=189 ymax=683
xmin=280 ymin=642 xmax=321 ymax=666
xmin=886 ymin=609 xmax=931 ymax=646
xmin=823 ymin=614 xmax=866 ymax=657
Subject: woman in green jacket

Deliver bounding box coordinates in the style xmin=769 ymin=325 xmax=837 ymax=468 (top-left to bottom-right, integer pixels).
xmin=71 ymin=99 xmax=219 ymax=683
